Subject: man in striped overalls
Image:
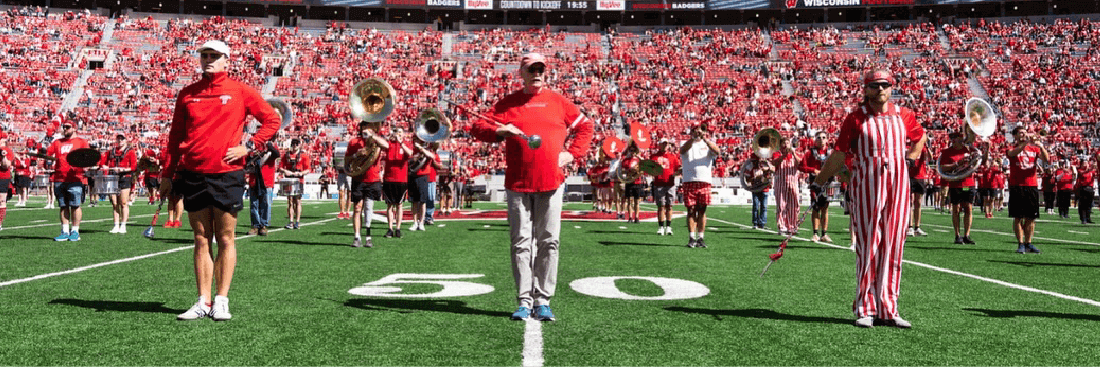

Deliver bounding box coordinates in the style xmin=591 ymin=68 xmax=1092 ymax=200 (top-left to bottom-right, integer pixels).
xmin=771 ymin=137 xmax=801 ymax=236
xmin=813 ymin=69 xmax=927 ymax=329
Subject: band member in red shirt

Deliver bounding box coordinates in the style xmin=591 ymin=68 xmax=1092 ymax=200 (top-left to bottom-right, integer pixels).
xmin=47 ymin=122 xmax=91 ymax=241
xmin=814 ymin=69 xmax=926 ymax=329
xmin=940 ymin=130 xmax=986 ymax=245
xmin=650 ymin=138 xmax=681 ymax=236
xmin=620 ymin=144 xmax=645 ymax=223
xmin=162 ymin=41 xmax=281 ymax=321
xmin=98 ymin=134 xmax=138 ymax=234
xmin=1054 ymin=160 xmax=1076 ymax=219
xmin=407 ymin=137 xmax=441 ymax=232
xmin=1076 ymin=159 xmax=1096 ymax=224
xmin=382 ymin=128 xmax=413 ymax=239
xmin=1007 ymin=127 xmax=1050 ymax=253
xmin=799 ymin=132 xmax=833 ymax=242
xmin=907 ymin=145 xmax=932 ymax=236
xmin=470 ymin=53 xmax=594 ymax=322
xmin=0 ymin=132 xmax=17 ymax=229
xmin=346 ymin=120 xmax=388 ymax=248
xmin=279 ymin=138 xmax=310 ymax=229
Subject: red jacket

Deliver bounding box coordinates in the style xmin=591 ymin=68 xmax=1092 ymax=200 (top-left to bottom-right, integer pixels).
xmin=163 ymin=72 xmax=280 ymax=179
xmin=470 ymin=88 xmax=594 ymax=192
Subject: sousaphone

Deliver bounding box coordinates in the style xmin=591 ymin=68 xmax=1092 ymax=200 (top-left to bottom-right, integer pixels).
xmin=345 ymin=78 xmax=396 ymax=177
xmin=937 ymin=98 xmax=998 ymax=181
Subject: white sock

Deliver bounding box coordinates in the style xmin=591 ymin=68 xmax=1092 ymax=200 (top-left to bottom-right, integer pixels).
xmin=121 ymin=223 xmax=126 ymax=229
xmin=690 ymin=231 xmax=698 ymax=239
xmin=72 ymin=226 xmax=79 ymax=233
xmin=355 ymin=234 xmax=361 ymax=240
xmin=63 ymin=224 xmax=70 ymax=233
xmin=698 ymin=232 xmax=704 ymax=239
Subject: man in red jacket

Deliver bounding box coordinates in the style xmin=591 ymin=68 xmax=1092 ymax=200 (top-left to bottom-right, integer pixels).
xmin=471 ymin=53 xmax=594 ymax=322
xmin=161 ymin=41 xmax=281 ymax=321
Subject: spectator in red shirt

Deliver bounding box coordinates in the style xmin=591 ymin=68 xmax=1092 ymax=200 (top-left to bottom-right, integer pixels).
xmin=470 ymin=53 xmax=594 ymax=322
xmin=164 ymin=41 xmax=282 ymax=322
xmin=98 ymin=134 xmax=138 ymax=234
xmin=279 ymin=138 xmax=310 ymax=229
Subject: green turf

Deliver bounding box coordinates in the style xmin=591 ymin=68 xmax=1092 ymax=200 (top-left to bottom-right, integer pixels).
xmin=3 ymin=196 xmax=1100 ymax=365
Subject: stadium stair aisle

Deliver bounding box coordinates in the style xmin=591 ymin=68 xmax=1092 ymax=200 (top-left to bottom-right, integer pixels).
xmin=98 ymin=18 xmax=117 ymax=45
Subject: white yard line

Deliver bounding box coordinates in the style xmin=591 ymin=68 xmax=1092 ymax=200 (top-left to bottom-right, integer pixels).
xmin=522 ymin=319 xmax=544 ymax=367
xmin=709 ymin=218 xmax=1100 ymax=308
xmin=0 ymin=218 xmax=338 ymax=288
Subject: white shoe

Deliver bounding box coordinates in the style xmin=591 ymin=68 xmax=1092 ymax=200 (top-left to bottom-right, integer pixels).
xmin=177 ymin=298 xmax=211 ymax=320
xmin=914 ymin=228 xmax=928 ymax=236
xmin=210 ymin=296 xmax=232 ymax=321
xmin=821 ymin=234 xmax=833 ymax=243
xmin=888 ymin=317 xmax=912 ymax=328
xmin=906 ymin=228 xmax=915 ymax=237
xmin=657 ymin=226 xmax=665 ymax=235
xmin=665 ymin=228 xmax=673 ymax=236
xmin=811 ymin=234 xmax=821 ymax=242
xmin=109 ymin=226 xmax=121 ymax=234
xmin=777 ymin=230 xmax=788 ymax=237
xmin=15 ymin=202 xmax=25 ymax=207
xmin=119 ymin=226 xmax=127 ymax=234
xmin=855 ymin=316 xmax=874 ymax=328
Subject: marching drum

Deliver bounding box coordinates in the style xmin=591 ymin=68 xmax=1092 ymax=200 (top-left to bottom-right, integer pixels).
xmin=278 ymin=178 xmax=303 ymax=197
xmin=33 ymin=174 xmax=48 ymax=190
xmin=96 ymin=174 xmax=120 ymax=195
xmin=437 ymin=151 xmax=453 ymax=176
xmin=333 ymin=141 xmax=348 ymax=169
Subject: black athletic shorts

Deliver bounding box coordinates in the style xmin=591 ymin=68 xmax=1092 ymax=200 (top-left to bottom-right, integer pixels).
xmin=0 ymin=178 xmax=10 ymax=196
xmin=14 ymin=174 xmax=31 ymax=189
xmin=407 ymin=175 xmax=429 ymax=203
xmin=625 ymin=183 xmax=646 ymax=199
xmin=910 ymin=179 xmax=926 ymax=195
xmin=173 ymin=170 xmax=246 ymax=214
xmin=979 ymin=188 xmax=997 ymax=197
xmin=144 ymin=175 xmax=160 ymax=189
xmin=119 ymin=175 xmax=134 ymax=191
xmin=1009 ymin=186 xmax=1040 ymax=219
xmin=351 ymin=181 xmax=382 ymax=203
xmin=948 ymin=187 xmax=976 ymax=205
xmin=383 ymin=182 xmax=408 ymax=205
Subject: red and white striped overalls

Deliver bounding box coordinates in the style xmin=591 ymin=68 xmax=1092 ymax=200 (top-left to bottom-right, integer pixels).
xmin=773 ymin=153 xmax=801 ymax=232
xmin=838 ymin=103 xmax=922 ymax=319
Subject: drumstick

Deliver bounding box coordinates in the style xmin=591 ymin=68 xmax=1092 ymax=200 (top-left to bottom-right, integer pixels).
xmin=440 ymin=98 xmax=542 ymax=149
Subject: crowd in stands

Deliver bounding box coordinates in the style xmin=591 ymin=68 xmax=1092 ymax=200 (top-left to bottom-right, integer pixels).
xmin=1 ymin=9 xmax=1098 ymax=187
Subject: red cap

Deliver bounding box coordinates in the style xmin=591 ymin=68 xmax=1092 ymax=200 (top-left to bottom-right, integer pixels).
xmin=863 ymin=69 xmax=896 ymax=85
xmin=520 ymin=53 xmax=547 ymax=69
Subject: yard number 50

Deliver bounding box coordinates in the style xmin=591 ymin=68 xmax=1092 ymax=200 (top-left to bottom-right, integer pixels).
xmin=348 ymin=274 xmax=709 ymax=300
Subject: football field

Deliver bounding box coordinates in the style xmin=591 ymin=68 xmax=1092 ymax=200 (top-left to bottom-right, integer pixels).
xmin=2 ymin=197 xmax=1100 ymax=365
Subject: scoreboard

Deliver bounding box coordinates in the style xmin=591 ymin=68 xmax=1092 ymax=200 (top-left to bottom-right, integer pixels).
xmin=312 ymin=0 xmax=1029 ymax=9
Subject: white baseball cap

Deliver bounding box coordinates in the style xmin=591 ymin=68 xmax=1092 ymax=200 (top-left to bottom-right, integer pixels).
xmin=196 ymin=40 xmax=231 ymax=56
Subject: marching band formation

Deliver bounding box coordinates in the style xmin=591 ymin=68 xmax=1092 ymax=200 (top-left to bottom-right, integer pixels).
xmin=0 ymin=48 xmax=1098 ymax=328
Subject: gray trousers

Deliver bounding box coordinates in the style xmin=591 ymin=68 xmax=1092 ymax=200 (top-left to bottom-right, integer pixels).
xmin=506 ymin=185 xmax=563 ymax=308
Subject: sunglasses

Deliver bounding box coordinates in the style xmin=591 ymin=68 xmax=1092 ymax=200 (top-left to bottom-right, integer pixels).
xmin=527 ymin=64 xmax=545 ymax=74
xmin=200 ymin=53 xmax=224 ymax=60
xmin=866 ymin=82 xmax=892 ymax=90
xmin=62 ymin=125 xmax=73 ymax=129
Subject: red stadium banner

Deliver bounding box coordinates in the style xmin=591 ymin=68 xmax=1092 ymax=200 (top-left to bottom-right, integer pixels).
xmin=595 ymin=0 xmax=624 ymax=10
xmin=775 ymin=0 xmax=930 ymax=7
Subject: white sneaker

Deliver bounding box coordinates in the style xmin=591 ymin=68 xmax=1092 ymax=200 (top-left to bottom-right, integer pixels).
xmin=177 ymin=298 xmax=211 ymax=320
xmin=15 ymin=202 xmax=26 ymax=207
xmin=210 ymin=296 xmax=232 ymax=321
xmin=109 ymin=226 xmax=121 ymax=234
xmin=888 ymin=317 xmax=912 ymax=328
xmin=657 ymin=226 xmax=665 ymax=235
xmin=665 ymin=227 xmax=673 ymax=236
xmin=906 ymin=228 xmax=915 ymax=237
xmin=119 ymin=226 xmax=127 ymax=234
xmin=777 ymin=230 xmax=788 ymax=237
xmin=855 ymin=316 xmax=874 ymax=328
xmin=821 ymin=234 xmax=833 ymax=243
xmin=811 ymin=234 xmax=821 ymax=242
xmin=914 ymin=228 xmax=928 ymax=236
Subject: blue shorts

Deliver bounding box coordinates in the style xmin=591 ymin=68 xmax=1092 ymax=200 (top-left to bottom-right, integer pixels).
xmin=54 ymin=182 xmax=85 ymax=207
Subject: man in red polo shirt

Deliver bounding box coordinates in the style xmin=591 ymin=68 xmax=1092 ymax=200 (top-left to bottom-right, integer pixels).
xmin=471 ymin=53 xmax=594 ymax=322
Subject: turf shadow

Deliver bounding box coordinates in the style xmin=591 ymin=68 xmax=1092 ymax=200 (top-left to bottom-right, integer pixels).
xmin=987 ymin=260 xmax=1100 ymax=268
xmin=47 ymin=298 xmax=186 ymax=314
xmin=664 ymin=307 xmax=851 ymax=325
xmin=1072 ymin=247 xmax=1100 ymax=254
xmin=254 ymin=239 xmax=347 ymax=247
xmin=600 ymin=241 xmax=683 ymax=247
xmin=753 ymin=244 xmax=835 ymax=250
xmin=344 ymin=299 xmax=511 ymax=318
xmin=907 ymin=246 xmax=1007 ymax=253
xmin=963 ymin=308 xmax=1100 ymax=321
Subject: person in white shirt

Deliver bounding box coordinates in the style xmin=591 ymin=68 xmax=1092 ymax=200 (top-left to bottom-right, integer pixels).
xmin=678 ymin=122 xmax=720 ymax=248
